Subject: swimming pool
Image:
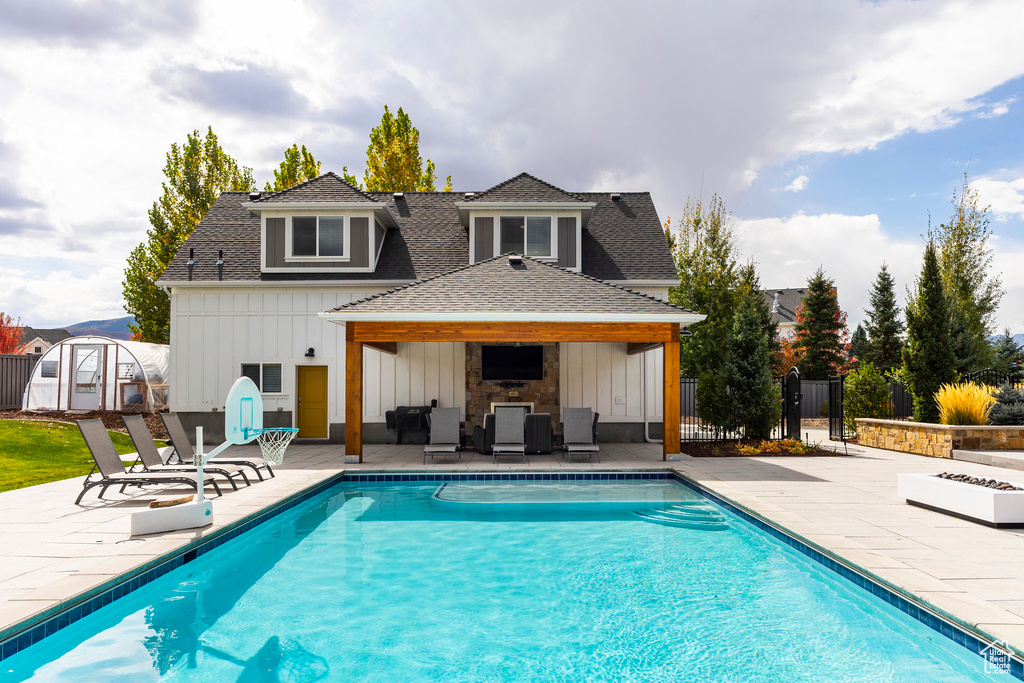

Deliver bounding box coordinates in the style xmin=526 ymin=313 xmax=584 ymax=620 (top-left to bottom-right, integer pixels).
xmin=0 ymin=475 xmax=1014 ymax=681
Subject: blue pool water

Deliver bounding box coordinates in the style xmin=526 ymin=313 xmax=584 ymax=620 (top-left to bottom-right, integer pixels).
xmin=0 ymin=480 xmax=1009 ymax=681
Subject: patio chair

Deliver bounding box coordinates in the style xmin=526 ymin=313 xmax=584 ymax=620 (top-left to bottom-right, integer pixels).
xmin=75 ymin=419 xmax=221 ymax=505
xmin=161 ymin=413 xmax=275 ymax=481
xmin=492 ymin=406 xmax=527 ymax=463
xmin=562 ymin=407 xmax=600 ymax=463
xmin=123 ymin=415 xmax=251 ymax=491
xmin=423 ymin=407 xmax=461 ymax=463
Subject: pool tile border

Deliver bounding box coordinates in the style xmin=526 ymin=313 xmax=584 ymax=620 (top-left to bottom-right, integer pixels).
xmin=670 ymin=472 xmax=1024 ymax=680
xmin=2 ymin=467 xmax=1022 ymax=679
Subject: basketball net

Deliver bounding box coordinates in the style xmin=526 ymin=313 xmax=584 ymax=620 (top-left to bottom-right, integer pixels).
xmin=253 ymin=428 xmax=298 ymax=466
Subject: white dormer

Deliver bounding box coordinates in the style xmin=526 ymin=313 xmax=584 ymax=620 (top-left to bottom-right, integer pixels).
xmin=457 ymin=202 xmax=593 ymax=271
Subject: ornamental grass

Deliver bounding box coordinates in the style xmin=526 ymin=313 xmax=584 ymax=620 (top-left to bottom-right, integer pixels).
xmin=936 ymin=383 xmax=996 ymax=426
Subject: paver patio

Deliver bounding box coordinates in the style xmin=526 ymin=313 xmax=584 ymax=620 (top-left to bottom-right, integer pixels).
xmin=3 ymin=435 xmax=1024 ymax=657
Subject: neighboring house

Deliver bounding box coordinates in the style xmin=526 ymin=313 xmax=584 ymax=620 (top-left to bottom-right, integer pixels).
xmin=763 ymin=289 xmax=806 ymax=340
xmin=18 ymin=327 xmax=73 ymax=355
xmin=158 ymin=172 xmax=701 ymax=454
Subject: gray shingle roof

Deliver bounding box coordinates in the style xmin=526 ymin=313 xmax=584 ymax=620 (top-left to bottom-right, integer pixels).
xmin=254 ymin=172 xmax=375 ymax=203
xmin=329 ymin=255 xmax=695 ymax=318
xmin=463 ymin=172 xmax=586 ymax=203
xmin=763 ymin=288 xmax=807 ymax=324
xmin=20 ymin=327 xmax=73 ymax=344
xmin=159 ymin=172 xmax=680 ymax=285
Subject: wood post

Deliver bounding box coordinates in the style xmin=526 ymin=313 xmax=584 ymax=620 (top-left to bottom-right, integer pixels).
xmin=663 ymin=324 xmax=680 ymax=460
xmin=345 ymin=325 xmax=363 ymax=462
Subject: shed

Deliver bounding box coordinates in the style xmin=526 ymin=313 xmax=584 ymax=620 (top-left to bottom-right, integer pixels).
xmin=22 ymin=336 xmax=170 ymax=412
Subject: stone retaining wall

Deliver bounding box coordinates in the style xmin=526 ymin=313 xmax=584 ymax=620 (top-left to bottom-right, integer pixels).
xmin=856 ymin=418 xmax=1024 ymax=458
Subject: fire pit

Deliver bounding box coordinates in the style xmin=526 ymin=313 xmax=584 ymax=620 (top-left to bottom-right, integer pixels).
xmin=898 ymin=472 xmax=1024 ymax=528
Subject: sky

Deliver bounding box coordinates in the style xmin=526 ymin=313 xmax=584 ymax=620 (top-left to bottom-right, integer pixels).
xmin=1 ymin=0 xmax=1024 ymax=333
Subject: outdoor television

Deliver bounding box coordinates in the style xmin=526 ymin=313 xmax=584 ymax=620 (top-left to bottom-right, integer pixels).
xmin=481 ymin=345 xmax=544 ymax=381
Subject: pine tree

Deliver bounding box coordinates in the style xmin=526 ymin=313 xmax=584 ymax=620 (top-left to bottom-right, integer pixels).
xmin=863 ymin=264 xmax=904 ymax=370
xmin=992 ymin=329 xmax=1023 ymax=376
xmin=903 ymin=242 xmax=958 ymax=423
xmin=667 ymin=194 xmax=742 ymax=429
xmin=123 ymin=128 xmax=253 ymax=342
xmin=723 ymin=290 xmax=782 ymax=439
xmin=794 ymin=268 xmax=848 ymax=380
xmin=850 ymin=324 xmax=869 ymax=366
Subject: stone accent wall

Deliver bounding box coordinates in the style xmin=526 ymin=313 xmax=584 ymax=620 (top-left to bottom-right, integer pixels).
xmin=465 ymin=342 xmax=559 ymax=438
xmin=856 ymin=418 xmax=1024 ymax=458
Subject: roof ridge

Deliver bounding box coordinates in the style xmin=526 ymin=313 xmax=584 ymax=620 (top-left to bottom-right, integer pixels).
xmin=468 ymin=172 xmax=584 ymax=202
xmin=523 ymin=256 xmax=692 ymax=313
xmin=255 ymin=171 xmax=376 ymax=203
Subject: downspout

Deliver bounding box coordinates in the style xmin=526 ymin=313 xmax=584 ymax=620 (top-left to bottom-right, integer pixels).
xmin=642 ymin=348 xmax=662 ymax=443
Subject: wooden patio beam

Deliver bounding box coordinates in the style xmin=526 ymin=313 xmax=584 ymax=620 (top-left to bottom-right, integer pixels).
xmin=348 ymin=321 xmax=675 ymax=344
xmin=362 ymin=341 xmax=398 ymax=355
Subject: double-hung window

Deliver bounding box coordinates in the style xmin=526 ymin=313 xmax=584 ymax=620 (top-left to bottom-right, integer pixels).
xmin=241 ymin=363 xmax=283 ymax=394
xmin=292 ymin=216 xmax=346 ymax=258
xmin=497 ymin=216 xmax=553 ymax=257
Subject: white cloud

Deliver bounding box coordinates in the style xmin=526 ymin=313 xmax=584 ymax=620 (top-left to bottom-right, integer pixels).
xmin=0 ymin=264 xmax=128 ymax=326
xmin=784 ymin=175 xmax=809 ymax=192
xmin=971 ymin=176 xmax=1024 ymax=221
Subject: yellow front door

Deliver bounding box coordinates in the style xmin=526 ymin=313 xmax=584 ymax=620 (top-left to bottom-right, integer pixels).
xmin=297 ymin=366 xmax=329 ymax=438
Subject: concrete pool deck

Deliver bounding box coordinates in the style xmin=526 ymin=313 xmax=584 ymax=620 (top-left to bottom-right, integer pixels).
xmin=3 ymin=436 xmax=1024 ymax=656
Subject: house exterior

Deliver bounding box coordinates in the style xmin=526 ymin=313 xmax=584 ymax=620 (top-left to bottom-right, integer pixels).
xmin=763 ymin=288 xmax=806 ymax=340
xmin=158 ymin=172 xmax=701 ymax=450
xmin=18 ymin=327 xmax=73 ymax=355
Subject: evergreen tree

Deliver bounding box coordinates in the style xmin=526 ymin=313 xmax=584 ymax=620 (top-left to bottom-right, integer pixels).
xmin=863 ymin=264 xmax=904 ymax=370
xmin=123 ymin=128 xmax=253 ymax=342
xmin=667 ymin=194 xmax=742 ymax=429
xmin=264 ymin=144 xmax=322 ymax=191
xmin=363 ymin=106 xmax=452 ymax=192
xmin=850 ymin=324 xmax=869 ymax=366
xmin=723 ymin=289 xmax=782 ymax=439
xmin=903 ymin=242 xmax=957 ymax=423
xmin=794 ymin=268 xmax=848 ymax=380
xmin=992 ymin=329 xmax=1023 ymax=376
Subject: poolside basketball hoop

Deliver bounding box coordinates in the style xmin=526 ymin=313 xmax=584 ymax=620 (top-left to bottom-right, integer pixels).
xmin=249 ymin=427 xmax=299 ymax=466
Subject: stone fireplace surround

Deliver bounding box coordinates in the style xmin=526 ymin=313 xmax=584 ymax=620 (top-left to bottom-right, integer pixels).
xmin=464 ymin=342 xmax=559 ymax=442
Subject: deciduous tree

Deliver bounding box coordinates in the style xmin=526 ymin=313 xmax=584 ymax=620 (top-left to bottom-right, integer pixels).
xmin=794 ymin=268 xmax=849 ymax=380
xmin=123 ymin=128 xmax=253 ymax=343
xmin=264 ymin=144 xmax=322 ymax=191
xmin=903 ymin=242 xmax=957 ymax=422
xmin=363 ymin=106 xmax=451 ymax=192
xmin=0 ymin=313 xmax=23 ymax=354
xmin=863 ymin=264 xmax=904 ymax=370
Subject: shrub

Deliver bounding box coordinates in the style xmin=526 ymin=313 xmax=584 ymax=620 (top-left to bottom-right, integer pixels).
xmin=844 ymin=362 xmax=890 ymax=436
xmin=936 ymin=383 xmax=995 ymax=425
xmin=990 ymin=383 xmax=1024 ymax=426
xmin=818 ymin=399 xmax=830 ymax=418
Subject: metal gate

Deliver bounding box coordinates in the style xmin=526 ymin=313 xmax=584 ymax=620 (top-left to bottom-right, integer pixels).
xmin=782 ymin=367 xmax=801 ymax=440
xmin=828 ymin=374 xmax=845 ymax=441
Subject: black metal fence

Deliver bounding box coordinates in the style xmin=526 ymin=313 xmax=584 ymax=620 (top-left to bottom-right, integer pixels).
xmin=679 ymin=369 xmax=799 ymax=442
xmin=965 ymin=368 xmax=1021 ymax=387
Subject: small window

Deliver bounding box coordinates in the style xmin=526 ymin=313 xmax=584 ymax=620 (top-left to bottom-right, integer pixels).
xmin=40 ymin=361 xmax=58 ymax=378
xmin=526 ymin=217 xmax=552 ymax=257
xmin=499 ymin=216 xmax=524 ymax=254
xmin=292 ymin=217 xmax=317 ymax=256
xmin=34 ymin=346 xmax=42 ymax=354
xmin=240 ymin=363 xmax=282 ymax=394
xmin=117 ymin=363 xmax=136 ymax=380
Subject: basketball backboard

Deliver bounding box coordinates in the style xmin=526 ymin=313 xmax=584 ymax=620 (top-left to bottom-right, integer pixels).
xmin=224 ymin=376 xmax=263 ymax=445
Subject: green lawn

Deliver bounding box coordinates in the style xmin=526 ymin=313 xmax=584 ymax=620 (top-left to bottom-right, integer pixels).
xmin=0 ymin=420 xmax=145 ymax=493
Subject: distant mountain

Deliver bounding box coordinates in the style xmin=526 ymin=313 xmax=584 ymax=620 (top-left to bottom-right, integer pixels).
xmin=64 ymin=316 xmax=136 ymax=340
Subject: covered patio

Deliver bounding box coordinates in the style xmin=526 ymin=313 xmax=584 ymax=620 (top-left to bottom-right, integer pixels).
xmin=319 ymin=255 xmax=705 ymax=463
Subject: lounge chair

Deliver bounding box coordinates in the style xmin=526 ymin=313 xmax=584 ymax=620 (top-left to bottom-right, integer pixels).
xmin=160 ymin=413 xmax=275 ymax=481
xmin=75 ymin=419 xmax=221 ymax=505
xmin=562 ymin=407 xmax=600 ymax=463
xmin=492 ymin=406 xmax=527 ymax=463
xmin=423 ymin=407 xmax=461 ymax=463
xmin=123 ymin=415 xmax=251 ymax=491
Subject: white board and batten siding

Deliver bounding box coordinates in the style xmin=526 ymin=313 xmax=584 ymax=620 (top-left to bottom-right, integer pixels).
xmin=169 ymin=284 xmax=670 ymax=425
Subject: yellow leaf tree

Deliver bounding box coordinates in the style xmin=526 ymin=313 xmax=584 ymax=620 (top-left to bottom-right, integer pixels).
xmin=363 ymin=106 xmax=451 ymax=192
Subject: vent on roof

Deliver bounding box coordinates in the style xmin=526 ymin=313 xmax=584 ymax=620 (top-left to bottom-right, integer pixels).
xmin=508 ymin=254 xmax=523 ymax=265
xmin=217 ymin=250 xmax=224 ymax=267
xmin=248 ymin=191 xmax=261 ymax=201
xmin=186 ymin=248 xmax=195 ymax=267
xmin=610 ymin=193 xmax=621 ymax=201
xmin=393 ymin=192 xmax=404 ymax=200
xmin=771 ymin=292 xmax=779 ymax=314
xmin=464 ymin=192 xmax=475 ymax=199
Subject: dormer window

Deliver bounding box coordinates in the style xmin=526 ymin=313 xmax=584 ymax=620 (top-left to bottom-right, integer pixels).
xmin=291 ymin=216 xmax=347 ymax=258
xmin=498 ymin=216 xmax=553 ymax=257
